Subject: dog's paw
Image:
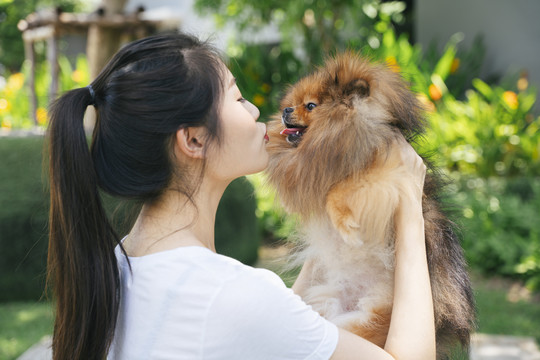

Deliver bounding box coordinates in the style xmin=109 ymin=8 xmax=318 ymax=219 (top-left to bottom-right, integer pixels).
xmin=339 ymin=221 xmax=364 ymax=246
xmin=326 ymin=200 xmax=364 ymax=246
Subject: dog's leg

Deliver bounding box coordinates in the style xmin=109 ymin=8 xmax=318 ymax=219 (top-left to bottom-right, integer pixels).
xmin=325 ymin=169 xmax=401 ymax=246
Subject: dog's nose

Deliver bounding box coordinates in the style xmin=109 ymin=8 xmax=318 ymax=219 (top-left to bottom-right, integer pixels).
xmin=283 ymin=107 xmax=294 ymax=115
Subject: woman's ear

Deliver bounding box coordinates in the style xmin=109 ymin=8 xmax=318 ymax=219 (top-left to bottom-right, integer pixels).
xmin=174 ymin=127 xmax=207 ymax=159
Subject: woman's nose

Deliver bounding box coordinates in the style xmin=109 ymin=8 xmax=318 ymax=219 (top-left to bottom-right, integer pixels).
xmin=244 ymin=100 xmax=260 ymax=120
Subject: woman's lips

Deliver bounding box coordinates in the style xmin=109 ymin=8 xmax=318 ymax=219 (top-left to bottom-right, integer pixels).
xmin=264 ymin=131 xmax=269 ymax=141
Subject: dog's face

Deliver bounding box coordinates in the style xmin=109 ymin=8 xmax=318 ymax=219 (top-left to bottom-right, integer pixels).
xmin=279 ymin=73 xmax=371 ymax=148
xmin=266 ymin=52 xmax=425 ymax=216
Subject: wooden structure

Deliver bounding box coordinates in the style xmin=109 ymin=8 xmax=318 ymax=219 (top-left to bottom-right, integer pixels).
xmin=18 ymin=7 xmax=179 ymax=125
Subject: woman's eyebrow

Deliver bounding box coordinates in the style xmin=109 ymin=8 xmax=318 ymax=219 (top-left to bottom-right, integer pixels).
xmin=229 ymin=77 xmax=237 ymax=88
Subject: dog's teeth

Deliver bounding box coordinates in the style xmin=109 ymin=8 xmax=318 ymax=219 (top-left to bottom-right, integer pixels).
xmin=296 ymin=131 xmax=300 ymax=135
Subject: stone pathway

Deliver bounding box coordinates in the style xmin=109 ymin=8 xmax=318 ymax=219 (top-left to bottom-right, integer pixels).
xmin=470 ymin=334 xmax=540 ymax=360
xmin=17 ymin=336 xmax=51 ymax=360
xmin=17 ymin=333 xmax=540 ymax=359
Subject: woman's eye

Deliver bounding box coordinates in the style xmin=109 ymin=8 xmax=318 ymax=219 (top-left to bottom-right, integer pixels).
xmin=238 ymin=97 xmax=246 ymax=103
xmin=306 ymin=102 xmax=317 ymax=111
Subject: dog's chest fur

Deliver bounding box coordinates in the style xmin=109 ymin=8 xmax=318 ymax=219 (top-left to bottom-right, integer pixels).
xmin=295 ymin=216 xmax=395 ymax=327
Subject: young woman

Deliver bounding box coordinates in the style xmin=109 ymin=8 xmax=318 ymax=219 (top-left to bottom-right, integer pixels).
xmin=47 ymin=32 xmax=435 ymax=360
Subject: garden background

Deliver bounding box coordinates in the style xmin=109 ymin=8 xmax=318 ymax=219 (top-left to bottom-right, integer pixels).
xmin=1 ymin=0 xmax=539 ymax=359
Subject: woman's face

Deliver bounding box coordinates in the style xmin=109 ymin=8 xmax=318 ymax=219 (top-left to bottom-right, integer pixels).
xmin=205 ymin=68 xmax=269 ymax=182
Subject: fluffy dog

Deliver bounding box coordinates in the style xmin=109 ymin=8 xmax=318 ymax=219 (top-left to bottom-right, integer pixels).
xmin=265 ymin=52 xmax=475 ymax=358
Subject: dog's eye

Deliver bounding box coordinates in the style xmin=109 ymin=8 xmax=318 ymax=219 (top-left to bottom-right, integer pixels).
xmin=306 ymin=102 xmax=317 ymax=111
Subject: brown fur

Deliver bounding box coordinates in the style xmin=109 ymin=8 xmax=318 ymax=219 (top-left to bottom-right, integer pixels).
xmin=348 ymin=307 xmax=392 ymax=349
xmin=266 ymin=52 xmax=476 ymax=359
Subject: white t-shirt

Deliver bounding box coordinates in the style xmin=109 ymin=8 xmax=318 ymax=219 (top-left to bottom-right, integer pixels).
xmin=108 ymin=245 xmax=339 ymax=360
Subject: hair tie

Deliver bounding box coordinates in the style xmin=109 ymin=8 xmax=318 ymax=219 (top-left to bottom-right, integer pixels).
xmin=87 ymin=85 xmax=96 ymax=106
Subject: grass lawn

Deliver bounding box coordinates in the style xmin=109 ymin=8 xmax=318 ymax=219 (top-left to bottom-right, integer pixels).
xmin=0 ymin=301 xmax=53 ymax=360
xmin=472 ymin=272 xmax=540 ymax=342
xmin=0 ymin=269 xmax=538 ymax=360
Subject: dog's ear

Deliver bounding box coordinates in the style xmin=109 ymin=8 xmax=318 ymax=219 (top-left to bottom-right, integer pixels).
xmin=343 ymin=78 xmax=370 ymax=98
xmin=389 ymin=81 xmax=425 ymax=136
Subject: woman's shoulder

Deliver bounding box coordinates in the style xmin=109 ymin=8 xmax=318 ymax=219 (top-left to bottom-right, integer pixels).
xmin=116 ymin=244 xmax=284 ymax=289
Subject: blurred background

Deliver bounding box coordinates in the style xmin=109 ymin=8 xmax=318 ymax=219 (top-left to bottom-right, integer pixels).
xmin=0 ymin=0 xmax=539 ymax=359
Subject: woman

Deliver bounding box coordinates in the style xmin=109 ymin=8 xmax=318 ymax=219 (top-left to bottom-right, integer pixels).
xmin=47 ymin=32 xmax=434 ymax=359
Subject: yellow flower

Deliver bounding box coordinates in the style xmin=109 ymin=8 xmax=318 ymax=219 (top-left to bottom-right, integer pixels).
xmin=450 ymin=58 xmax=460 ymax=74
xmin=71 ymin=70 xmax=85 ymax=83
xmin=261 ymin=83 xmax=271 ymax=93
xmin=7 ymin=73 xmax=24 ymax=91
xmin=429 ymin=84 xmax=442 ymax=101
xmin=0 ymin=98 xmax=9 ymax=112
xmin=502 ymin=91 xmax=518 ymax=110
xmin=36 ymin=107 xmax=48 ymax=125
xmin=416 ymin=94 xmax=435 ymax=113
xmin=517 ymin=78 xmax=528 ymax=92
xmin=1 ymin=118 xmax=12 ymax=129
xmin=253 ymin=94 xmax=265 ymax=107
xmin=385 ymin=56 xmax=400 ymax=73
xmin=517 ymin=72 xmax=528 ymax=92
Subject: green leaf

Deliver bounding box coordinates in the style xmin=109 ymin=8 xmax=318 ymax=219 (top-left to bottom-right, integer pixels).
xmin=472 ymin=78 xmax=493 ymax=100
xmin=433 ymin=44 xmax=456 ymax=81
xmin=519 ymin=93 xmax=537 ymax=113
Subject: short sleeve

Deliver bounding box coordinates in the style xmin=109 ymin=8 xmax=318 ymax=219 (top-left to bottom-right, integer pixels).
xmin=201 ymin=268 xmax=339 ymax=360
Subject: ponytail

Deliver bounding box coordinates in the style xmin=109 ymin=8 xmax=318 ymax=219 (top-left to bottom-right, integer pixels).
xmin=47 ymin=87 xmax=121 ymax=359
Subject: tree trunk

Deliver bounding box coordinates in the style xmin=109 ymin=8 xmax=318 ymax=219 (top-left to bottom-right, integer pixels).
xmin=86 ymin=0 xmax=129 ymax=80
xmin=85 ymin=0 xmax=128 ymax=130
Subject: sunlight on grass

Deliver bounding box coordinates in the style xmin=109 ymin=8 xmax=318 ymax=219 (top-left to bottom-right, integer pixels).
xmin=0 ymin=302 xmax=53 ymax=360
xmin=473 ymin=274 xmax=540 ymax=342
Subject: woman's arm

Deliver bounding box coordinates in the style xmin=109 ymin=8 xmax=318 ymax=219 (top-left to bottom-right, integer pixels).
xmin=384 ymin=199 xmax=435 ymax=359
xmin=330 ymin=140 xmax=435 ymax=360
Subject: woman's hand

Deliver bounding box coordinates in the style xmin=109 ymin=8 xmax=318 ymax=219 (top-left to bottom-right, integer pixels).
xmin=384 ymin=139 xmax=435 ymax=360
xmin=395 ymin=139 xmax=426 ymax=220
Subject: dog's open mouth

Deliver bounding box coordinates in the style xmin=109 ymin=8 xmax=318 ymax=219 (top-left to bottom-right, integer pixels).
xmin=280 ymin=125 xmax=307 ymax=146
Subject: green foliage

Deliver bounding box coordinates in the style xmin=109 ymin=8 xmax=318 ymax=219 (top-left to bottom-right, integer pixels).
xmin=0 ymin=137 xmax=49 ymax=302
xmin=0 ymin=54 xmax=89 ymax=129
xmin=227 ymin=44 xmax=303 ymax=122
xmin=196 ymin=0 xmax=406 ymax=67
xmin=0 ymin=0 xmax=91 ymax=71
xmin=247 ymin=173 xmax=297 ymax=243
xmin=215 ymin=177 xmax=261 ymax=265
xmin=0 ymin=71 xmax=31 ymax=129
xmin=452 ymin=175 xmax=540 ymax=290
xmin=426 ymin=79 xmax=539 ymax=177
xmin=0 ymin=137 xmax=260 ymax=302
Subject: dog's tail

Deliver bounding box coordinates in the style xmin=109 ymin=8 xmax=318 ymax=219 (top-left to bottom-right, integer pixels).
xmin=423 ymin=172 xmax=477 ymax=359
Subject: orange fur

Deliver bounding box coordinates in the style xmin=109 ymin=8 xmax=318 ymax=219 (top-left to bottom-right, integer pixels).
xmin=347 ymin=306 xmax=392 ymax=348
xmin=266 ymin=52 xmax=475 ymax=359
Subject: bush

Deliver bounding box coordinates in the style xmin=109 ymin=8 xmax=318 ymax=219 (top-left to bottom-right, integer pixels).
xmin=0 ymin=136 xmax=260 ymax=302
xmin=426 ymin=80 xmax=539 ymax=177
xmin=451 ymin=174 xmax=540 ymax=290
xmin=215 ymin=177 xmax=261 ymax=264
xmin=247 ymin=173 xmax=298 ymax=244
xmin=0 ymin=55 xmax=89 ymax=129
xmin=0 ymin=137 xmax=49 ymax=302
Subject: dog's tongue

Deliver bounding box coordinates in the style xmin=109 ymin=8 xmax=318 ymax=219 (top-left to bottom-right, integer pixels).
xmin=280 ymin=128 xmax=305 ymax=135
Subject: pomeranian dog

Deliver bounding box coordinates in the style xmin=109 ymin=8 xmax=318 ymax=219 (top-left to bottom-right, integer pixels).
xmin=265 ymin=52 xmax=475 ymax=358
